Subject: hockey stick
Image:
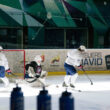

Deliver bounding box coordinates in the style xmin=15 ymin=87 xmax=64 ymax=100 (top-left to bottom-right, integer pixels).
xmin=7 ymin=72 xmax=22 ymax=78
xmin=11 ymin=73 xmax=19 ymax=77
xmin=25 ymin=77 xmax=38 ymax=83
xmin=25 ymin=77 xmax=45 ymax=86
xmin=82 ymin=68 xmax=93 ymax=85
xmin=24 ymin=73 xmax=38 ymax=83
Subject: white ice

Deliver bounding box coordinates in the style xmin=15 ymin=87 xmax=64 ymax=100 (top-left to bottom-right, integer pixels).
xmin=0 ymin=75 xmax=110 ymax=110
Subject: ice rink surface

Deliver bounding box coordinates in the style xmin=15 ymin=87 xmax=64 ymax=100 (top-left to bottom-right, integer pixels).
xmin=0 ymin=74 xmax=110 ymax=110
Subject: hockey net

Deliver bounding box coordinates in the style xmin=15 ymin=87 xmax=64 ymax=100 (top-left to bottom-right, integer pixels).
xmin=0 ymin=49 xmax=25 ymax=79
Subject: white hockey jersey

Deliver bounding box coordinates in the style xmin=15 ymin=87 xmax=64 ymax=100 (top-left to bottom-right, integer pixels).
xmin=0 ymin=52 xmax=9 ymax=70
xmin=65 ymin=49 xmax=83 ymax=66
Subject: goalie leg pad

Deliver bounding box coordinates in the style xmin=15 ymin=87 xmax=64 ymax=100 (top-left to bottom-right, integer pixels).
xmin=40 ymin=71 xmax=48 ymax=78
xmin=38 ymin=78 xmax=45 ymax=86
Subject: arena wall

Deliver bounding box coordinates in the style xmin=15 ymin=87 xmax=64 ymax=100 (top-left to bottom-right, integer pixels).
xmin=4 ymin=49 xmax=110 ymax=76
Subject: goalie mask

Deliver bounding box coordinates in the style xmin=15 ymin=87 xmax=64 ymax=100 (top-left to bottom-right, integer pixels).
xmin=34 ymin=55 xmax=45 ymax=63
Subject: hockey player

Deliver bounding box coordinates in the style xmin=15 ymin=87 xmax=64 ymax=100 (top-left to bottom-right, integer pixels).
xmin=63 ymin=45 xmax=86 ymax=88
xmin=25 ymin=55 xmax=48 ymax=87
xmin=0 ymin=46 xmax=12 ymax=87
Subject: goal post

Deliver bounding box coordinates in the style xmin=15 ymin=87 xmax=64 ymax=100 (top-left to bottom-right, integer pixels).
xmin=0 ymin=49 xmax=26 ymax=78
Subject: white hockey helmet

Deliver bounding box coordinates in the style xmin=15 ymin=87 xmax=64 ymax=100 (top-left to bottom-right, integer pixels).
xmin=34 ymin=55 xmax=42 ymax=62
xmin=79 ymin=45 xmax=86 ymax=52
xmin=34 ymin=55 xmax=45 ymax=63
xmin=0 ymin=46 xmax=3 ymax=50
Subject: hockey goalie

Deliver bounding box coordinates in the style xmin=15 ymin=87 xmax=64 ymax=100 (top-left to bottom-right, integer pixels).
xmin=24 ymin=55 xmax=48 ymax=87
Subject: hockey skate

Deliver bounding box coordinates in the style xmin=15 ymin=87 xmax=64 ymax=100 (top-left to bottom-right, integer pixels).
xmin=70 ymin=83 xmax=75 ymax=88
xmin=62 ymin=82 xmax=68 ymax=87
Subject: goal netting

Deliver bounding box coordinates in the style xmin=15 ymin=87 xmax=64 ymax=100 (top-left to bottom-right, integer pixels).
xmin=0 ymin=49 xmax=25 ymax=79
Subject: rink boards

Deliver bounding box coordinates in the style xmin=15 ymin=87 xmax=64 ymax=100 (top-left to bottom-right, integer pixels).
xmin=3 ymin=49 xmax=110 ymax=76
xmin=5 ymin=70 xmax=110 ymax=78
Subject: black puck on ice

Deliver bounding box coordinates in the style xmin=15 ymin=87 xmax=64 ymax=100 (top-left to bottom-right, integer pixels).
xmin=56 ymin=85 xmax=59 ymax=88
xmin=78 ymin=90 xmax=82 ymax=92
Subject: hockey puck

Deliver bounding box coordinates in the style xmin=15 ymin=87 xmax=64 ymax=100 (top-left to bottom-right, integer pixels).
xmin=56 ymin=85 xmax=59 ymax=88
xmin=78 ymin=90 xmax=82 ymax=92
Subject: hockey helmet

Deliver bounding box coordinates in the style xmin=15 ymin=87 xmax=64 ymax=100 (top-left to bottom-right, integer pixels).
xmin=34 ymin=54 xmax=45 ymax=63
xmin=0 ymin=46 xmax=3 ymax=50
xmin=79 ymin=45 xmax=86 ymax=52
xmin=34 ymin=55 xmax=42 ymax=62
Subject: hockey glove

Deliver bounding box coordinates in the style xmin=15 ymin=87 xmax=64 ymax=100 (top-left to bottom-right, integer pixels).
xmin=35 ymin=73 xmax=40 ymax=78
xmin=6 ymin=68 xmax=12 ymax=75
xmin=78 ymin=65 xmax=83 ymax=69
